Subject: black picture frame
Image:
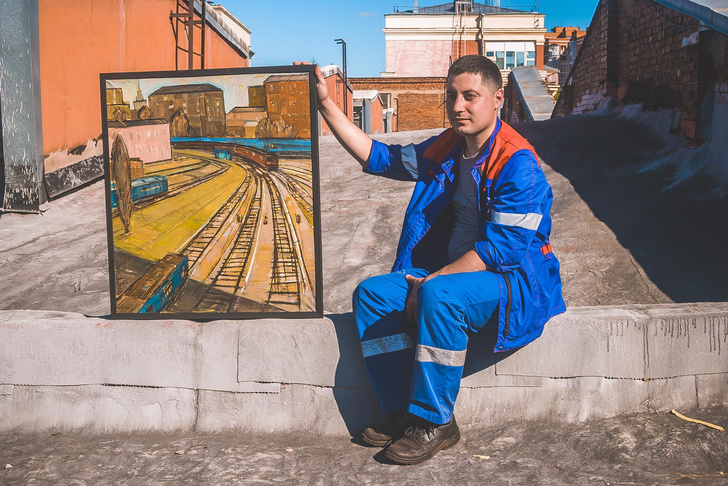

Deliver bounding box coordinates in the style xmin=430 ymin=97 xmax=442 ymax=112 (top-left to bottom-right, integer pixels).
xmin=100 ymin=65 xmax=322 ymax=319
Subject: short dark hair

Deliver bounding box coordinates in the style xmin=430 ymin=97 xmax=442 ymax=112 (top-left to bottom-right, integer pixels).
xmin=447 ymin=55 xmax=502 ymax=92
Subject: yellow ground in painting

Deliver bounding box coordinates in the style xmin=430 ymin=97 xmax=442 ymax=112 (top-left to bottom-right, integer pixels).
xmin=113 ymin=155 xmax=246 ymax=261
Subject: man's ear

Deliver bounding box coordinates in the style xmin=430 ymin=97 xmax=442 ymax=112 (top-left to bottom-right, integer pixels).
xmin=494 ymin=88 xmax=504 ymax=109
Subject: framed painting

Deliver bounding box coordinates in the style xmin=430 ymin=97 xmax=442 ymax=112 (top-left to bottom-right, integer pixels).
xmin=100 ymin=65 xmax=322 ymax=319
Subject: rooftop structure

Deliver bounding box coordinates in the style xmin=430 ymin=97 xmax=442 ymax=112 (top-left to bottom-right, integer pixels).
xmin=383 ymin=1 xmax=546 ymax=77
xmin=149 ymin=83 xmax=223 ymax=96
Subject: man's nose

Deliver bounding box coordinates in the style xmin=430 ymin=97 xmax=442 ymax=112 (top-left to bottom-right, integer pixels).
xmin=452 ymin=95 xmax=465 ymax=111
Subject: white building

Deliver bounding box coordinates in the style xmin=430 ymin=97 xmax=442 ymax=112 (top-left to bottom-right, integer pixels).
xmin=383 ymin=0 xmax=547 ymax=78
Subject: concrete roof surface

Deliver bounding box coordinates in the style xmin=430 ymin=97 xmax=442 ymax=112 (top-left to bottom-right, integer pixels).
xmin=2 ymin=115 xmax=728 ymax=315
xmin=1 ymin=405 xmax=726 ymax=484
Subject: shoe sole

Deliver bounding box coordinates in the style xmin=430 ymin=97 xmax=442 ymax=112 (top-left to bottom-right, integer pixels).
xmin=383 ymin=428 xmax=461 ymax=465
xmin=360 ymin=434 xmax=391 ymax=447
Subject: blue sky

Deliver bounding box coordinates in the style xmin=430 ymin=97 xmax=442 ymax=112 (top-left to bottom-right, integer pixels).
xmin=224 ymin=1 xmax=599 ymax=77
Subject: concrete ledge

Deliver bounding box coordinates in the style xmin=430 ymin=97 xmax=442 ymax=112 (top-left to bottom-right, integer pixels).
xmin=1 ymin=304 xmax=726 ymax=435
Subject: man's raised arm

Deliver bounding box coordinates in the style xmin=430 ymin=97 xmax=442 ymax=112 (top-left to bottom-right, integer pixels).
xmin=294 ymin=62 xmax=373 ymax=168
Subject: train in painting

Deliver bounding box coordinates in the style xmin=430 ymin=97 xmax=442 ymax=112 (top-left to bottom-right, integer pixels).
xmin=116 ymin=253 xmax=188 ymax=314
xmin=110 ymin=175 xmax=169 ymax=209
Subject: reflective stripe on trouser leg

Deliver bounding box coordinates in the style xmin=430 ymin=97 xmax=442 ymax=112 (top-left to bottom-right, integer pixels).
xmin=408 ymin=271 xmax=500 ymax=425
xmin=353 ymin=269 xmax=429 ymax=414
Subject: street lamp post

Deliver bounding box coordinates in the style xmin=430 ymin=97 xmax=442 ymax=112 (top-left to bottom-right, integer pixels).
xmin=335 ymin=38 xmax=347 ymax=117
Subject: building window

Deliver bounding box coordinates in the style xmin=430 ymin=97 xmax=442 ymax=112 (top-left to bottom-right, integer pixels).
xmin=485 ymin=41 xmax=537 ymax=69
xmin=495 ymin=51 xmax=505 ymax=69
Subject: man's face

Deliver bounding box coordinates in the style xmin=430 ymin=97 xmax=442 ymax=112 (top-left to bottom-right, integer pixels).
xmin=445 ymin=72 xmax=504 ymax=142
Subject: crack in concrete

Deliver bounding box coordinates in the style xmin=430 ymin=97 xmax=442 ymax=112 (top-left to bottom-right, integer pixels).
xmin=695 ymin=375 xmax=701 ymax=408
xmin=627 ymin=250 xmax=661 ymax=304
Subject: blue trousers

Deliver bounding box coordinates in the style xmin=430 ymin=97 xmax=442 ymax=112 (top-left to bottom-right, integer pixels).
xmin=353 ymin=268 xmax=500 ymax=425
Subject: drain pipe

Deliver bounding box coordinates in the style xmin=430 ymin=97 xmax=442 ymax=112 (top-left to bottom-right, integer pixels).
xmin=477 ymin=13 xmax=484 ymax=55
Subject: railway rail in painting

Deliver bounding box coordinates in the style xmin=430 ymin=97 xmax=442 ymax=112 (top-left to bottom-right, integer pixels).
xmin=265 ymin=172 xmax=307 ymax=307
xmin=192 ymin=175 xmax=263 ymax=313
xmin=272 ymin=171 xmax=314 ymax=227
xmin=182 ymin=169 xmax=252 ymax=269
xmin=279 ymin=166 xmax=313 ymax=192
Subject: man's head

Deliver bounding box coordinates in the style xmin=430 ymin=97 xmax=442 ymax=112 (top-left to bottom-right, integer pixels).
xmin=445 ymin=55 xmax=504 ymax=151
xmin=447 ymin=54 xmax=503 ymax=93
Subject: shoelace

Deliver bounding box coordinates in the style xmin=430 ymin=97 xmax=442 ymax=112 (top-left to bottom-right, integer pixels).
xmin=406 ymin=424 xmax=437 ymax=442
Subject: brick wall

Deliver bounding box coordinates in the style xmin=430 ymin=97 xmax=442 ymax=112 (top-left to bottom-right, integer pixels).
xmin=552 ymin=0 xmax=609 ymax=116
xmin=452 ymin=40 xmax=481 ymax=64
xmin=554 ymin=0 xmax=727 ymax=145
xmin=397 ymin=92 xmax=447 ymax=131
xmin=350 ymin=77 xmax=448 ymax=131
xmin=502 ymin=72 xmax=528 ymax=124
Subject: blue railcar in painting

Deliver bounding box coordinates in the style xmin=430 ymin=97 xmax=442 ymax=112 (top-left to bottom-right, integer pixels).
xmin=214 ymin=148 xmax=232 ymax=160
xmin=116 ymin=253 xmax=188 ymax=314
xmin=111 ymin=175 xmax=169 ymax=208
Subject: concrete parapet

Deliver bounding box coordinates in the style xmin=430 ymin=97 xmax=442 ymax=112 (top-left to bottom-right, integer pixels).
xmin=1 ymin=304 xmax=726 ymax=435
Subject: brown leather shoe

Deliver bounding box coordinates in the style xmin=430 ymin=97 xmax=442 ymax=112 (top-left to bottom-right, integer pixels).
xmin=384 ymin=415 xmax=460 ymax=464
xmin=361 ymin=412 xmax=413 ymax=447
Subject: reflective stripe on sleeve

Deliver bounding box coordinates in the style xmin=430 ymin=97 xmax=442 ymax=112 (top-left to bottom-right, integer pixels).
xmin=401 ymin=143 xmax=419 ymax=179
xmin=415 ymin=344 xmax=467 ymax=367
xmin=491 ymin=211 xmax=542 ymax=231
xmin=361 ymin=333 xmax=415 ymax=358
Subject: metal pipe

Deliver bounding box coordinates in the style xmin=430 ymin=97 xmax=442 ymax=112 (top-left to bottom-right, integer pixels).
xmin=187 ymin=0 xmax=194 ymax=69
xmin=335 ymin=39 xmax=347 ymax=117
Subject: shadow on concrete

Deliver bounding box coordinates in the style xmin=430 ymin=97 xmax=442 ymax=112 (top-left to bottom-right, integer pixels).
xmin=326 ymin=312 xmax=515 ymax=437
xmin=462 ymin=328 xmax=518 ymax=379
xmin=327 ymin=312 xmax=380 ymax=437
xmin=516 ymin=115 xmax=728 ymax=303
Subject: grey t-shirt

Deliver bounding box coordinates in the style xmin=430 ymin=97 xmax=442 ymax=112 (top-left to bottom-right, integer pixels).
xmin=447 ymin=150 xmax=482 ymax=263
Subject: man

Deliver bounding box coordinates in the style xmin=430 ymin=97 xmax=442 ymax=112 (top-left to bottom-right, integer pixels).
xmin=304 ymin=55 xmax=565 ymax=464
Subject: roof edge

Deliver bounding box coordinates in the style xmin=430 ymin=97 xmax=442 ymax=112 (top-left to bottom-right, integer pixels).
xmin=193 ymin=1 xmax=252 ymax=59
xmin=655 ymin=0 xmax=728 ymax=36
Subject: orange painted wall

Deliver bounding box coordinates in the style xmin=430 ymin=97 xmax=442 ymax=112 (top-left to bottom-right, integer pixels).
xmin=370 ymin=97 xmax=384 ymax=135
xmin=320 ymin=72 xmax=353 ymax=136
xmin=38 ymin=0 xmax=249 ymax=157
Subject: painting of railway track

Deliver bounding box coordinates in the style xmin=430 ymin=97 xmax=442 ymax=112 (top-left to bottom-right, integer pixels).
xmin=100 ymin=66 xmax=322 ymax=318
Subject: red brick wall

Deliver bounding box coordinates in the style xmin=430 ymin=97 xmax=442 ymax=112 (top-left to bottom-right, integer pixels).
xmin=350 ymin=77 xmax=447 ymax=131
xmin=553 ymin=0 xmax=726 ymax=144
xmin=397 ymin=93 xmax=447 ymax=131
xmin=452 ymin=40 xmax=481 ymax=63
xmin=552 ymin=0 xmax=609 ymax=117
